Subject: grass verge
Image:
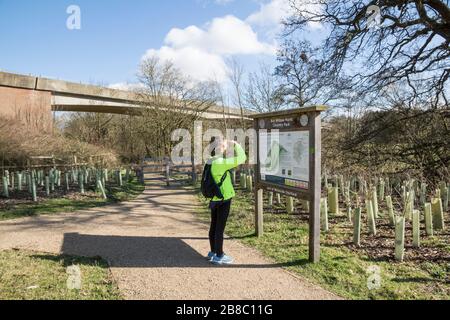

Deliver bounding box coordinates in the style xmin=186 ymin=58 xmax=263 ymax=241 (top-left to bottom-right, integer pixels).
xmin=0 ymin=178 xmax=145 ymax=221
xmin=0 ymin=249 xmax=121 ymax=300
xmin=196 ymin=187 xmax=450 ymax=300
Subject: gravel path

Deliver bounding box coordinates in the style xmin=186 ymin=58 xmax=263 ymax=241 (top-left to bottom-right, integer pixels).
xmin=0 ymin=176 xmax=339 ymax=300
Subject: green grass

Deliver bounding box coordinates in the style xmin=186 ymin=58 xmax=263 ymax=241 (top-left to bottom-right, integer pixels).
xmin=195 ymin=188 xmax=450 ymax=300
xmin=0 ymin=249 xmax=121 ymax=300
xmin=0 ymin=178 xmax=145 ymax=221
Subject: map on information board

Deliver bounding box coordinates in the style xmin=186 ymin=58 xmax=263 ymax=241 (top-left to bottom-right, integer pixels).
xmin=259 ymin=131 xmax=310 ymax=190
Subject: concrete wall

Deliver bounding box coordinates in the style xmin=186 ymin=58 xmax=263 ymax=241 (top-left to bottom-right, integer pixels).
xmin=0 ymin=86 xmax=52 ymax=132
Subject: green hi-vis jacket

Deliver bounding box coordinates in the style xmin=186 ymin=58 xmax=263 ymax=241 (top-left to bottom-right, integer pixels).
xmin=210 ymin=143 xmax=247 ymax=202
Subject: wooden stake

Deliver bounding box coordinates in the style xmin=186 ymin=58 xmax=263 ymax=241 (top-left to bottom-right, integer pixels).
xmin=412 ymin=210 xmax=420 ymax=248
xmin=2 ymin=175 xmax=9 ymax=198
xmin=268 ymin=192 xmax=273 ymax=207
xmin=372 ymin=187 xmax=379 ymax=218
xmin=441 ymin=184 xmax=449 ymax=212
xmin=65 ymin=172 xmax=70 ymax=192
xmin=287 ymin=196 xmax=294 ymax=214
xmin=353 ymin=208 xmax=361 ymax=247
xmin=240 ymin=173 xmax=247 ymax=189
xmin=49 ymin=170 xmax=55 ymax=192
xmin=379 ymin=178 xmax=385 ymax=202
xmin=31 ymin=174 xmax=37 ymax=202
xmin=366 ymin=200 xmax=377 ymax=236
xmin=395 ymin=216 xmax=405 ymax=262
xmin=431 ymin=197 xmax=445 ymax=230
xmin=404 ymin=191 xmax=414 ymax=221
xmin=328 ymin=187 xmax=339 ymax=215
xmin=420 ymin=183 xmax=427 ymax=206
xmin=79 ymin=172 xmax=85 ymax=194
xmin=17 ymin=172 xmax=22 ymax=191
xmin=255 ymin=188 xmax=263 ymax=237
xmin=347 ymin=206 xmax=352 ymax=223
xmin=247 ymin=175 xmax=253 ymax=192
xmin=27 ymin=172 xmax=32 ymax=194
xmin=118 ymin=170 xmax=123 ymax=187
xmin=45 ymin=176 xmax=50 ymax=196
xmin=424 ymin=203 xmax=433 ymax=236
xmin=386 ymin=195 xmax=395 ymax=226
xmin=321 ymin=198 xmax=329 ymax=232
xmin=97 ymin=180 xmax=107 ymax=199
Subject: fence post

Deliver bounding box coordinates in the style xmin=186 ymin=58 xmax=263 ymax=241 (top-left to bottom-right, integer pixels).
xmin=166 ymin=162 xmax=170 ymax=187
xmin=255 ymin=188 xmax=264 ymax=237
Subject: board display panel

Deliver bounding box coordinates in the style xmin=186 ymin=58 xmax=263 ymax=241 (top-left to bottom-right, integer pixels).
xmin=259 ymin=131 xmax=310 ymax=190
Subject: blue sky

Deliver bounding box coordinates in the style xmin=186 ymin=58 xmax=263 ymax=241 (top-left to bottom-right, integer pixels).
xmin=0 ymin=0 xmax=322 ymax=87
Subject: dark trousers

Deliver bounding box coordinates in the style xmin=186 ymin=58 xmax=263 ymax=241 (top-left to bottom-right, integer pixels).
xmin=209 ymin=200 xmax=231 ymax=257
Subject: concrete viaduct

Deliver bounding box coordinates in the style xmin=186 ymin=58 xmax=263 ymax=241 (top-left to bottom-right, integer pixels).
xmin=0 ymin=71 xmax=252 ymax=120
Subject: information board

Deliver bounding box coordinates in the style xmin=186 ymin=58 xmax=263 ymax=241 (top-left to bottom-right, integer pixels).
xmin=259 ymin=131 xmax=310 ymax=190
xmin=252 ymin=106 xmax=327 ymax=263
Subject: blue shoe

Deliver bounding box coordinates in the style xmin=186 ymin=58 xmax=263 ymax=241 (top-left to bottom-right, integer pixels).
xmin=206 ymin=252 xmax=216 ymax=261
xmin=211 ymin=254 xmax=234 ymax=265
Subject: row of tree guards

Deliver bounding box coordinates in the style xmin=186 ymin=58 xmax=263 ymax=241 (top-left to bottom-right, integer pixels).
xmin=234 ymin=169 xmax=449 ymax=262
xmin=1 ymin=166 xmax=134 ymax=201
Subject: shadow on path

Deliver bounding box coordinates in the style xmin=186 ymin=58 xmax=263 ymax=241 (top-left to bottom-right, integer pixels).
xmin=59 ymin=233 xmax=308 ymax=269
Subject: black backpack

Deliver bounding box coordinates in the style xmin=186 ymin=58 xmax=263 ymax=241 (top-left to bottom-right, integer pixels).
xmin=201 ymin=163 xmax=230 ymax=200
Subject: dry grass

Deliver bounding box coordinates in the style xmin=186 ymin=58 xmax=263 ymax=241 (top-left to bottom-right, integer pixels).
xmin=0 ymin=117 xmax=118 ymax=168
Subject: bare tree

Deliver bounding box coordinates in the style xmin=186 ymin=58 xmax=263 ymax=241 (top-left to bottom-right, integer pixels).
xmin=275 ymin=40 xmax=336 ymax=107
xmin=245 ymin=62 xmax=286 ymax=112
xmin=227 ymin=58 xmax=247 ymax=128
xmin=135 ymin=56 xmax=218 ymax=158
xmin=284 ymin=0 xmax=450 ymax=108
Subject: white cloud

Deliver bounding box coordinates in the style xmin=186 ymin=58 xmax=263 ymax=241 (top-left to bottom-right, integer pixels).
xmin=142 ymin=14 xmax=276 ymax=83
xmin=143 ymin=46 xmax=229 ymax=83
xmin=247 ymin=0 xmax=322 ymax=31
xmin=246 ymin=0 xmax=291 ymax=27
xmin=166 ymin=15 xmax=275 ymax=55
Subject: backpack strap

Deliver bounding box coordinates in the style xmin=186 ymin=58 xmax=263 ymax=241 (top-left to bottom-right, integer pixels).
xmin=217 ymin=170 xmax=231 ymax=188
